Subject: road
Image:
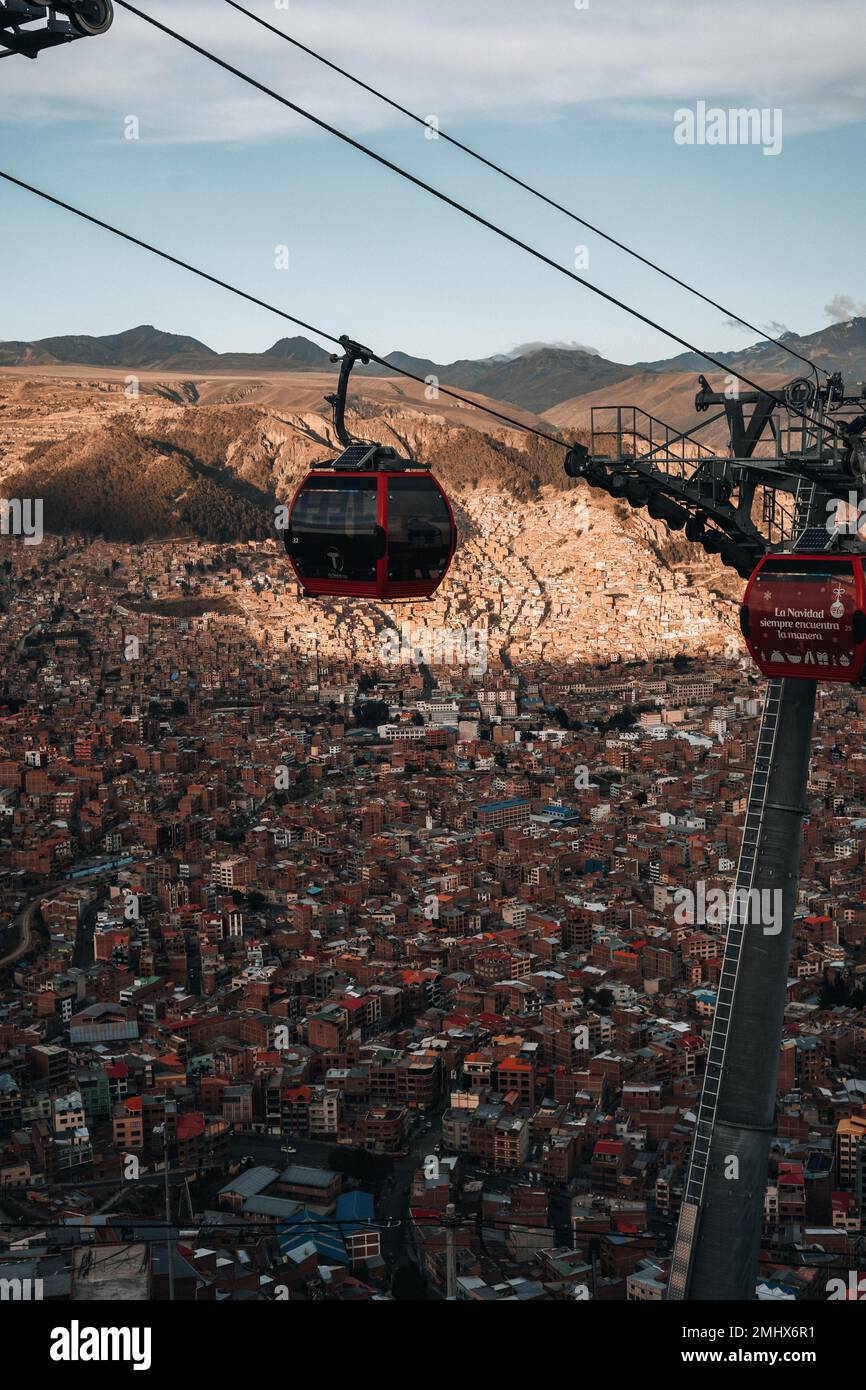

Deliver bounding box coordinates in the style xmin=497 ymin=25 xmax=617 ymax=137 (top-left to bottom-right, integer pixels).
xmin=0 ymin=874 xmax=107 ymax=972
xmin=0 ymin=887 xmax=54 ymax=969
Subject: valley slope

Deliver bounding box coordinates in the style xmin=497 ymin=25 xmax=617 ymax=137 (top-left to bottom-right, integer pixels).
xmin=0 ymin=371 xmax=742 ymax=669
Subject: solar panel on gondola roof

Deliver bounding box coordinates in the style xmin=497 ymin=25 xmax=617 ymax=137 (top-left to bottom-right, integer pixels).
xmin=795 ymin=526 xmax=832 ymax=552
xmin=328 ymin=443 xmax=381 ymax=470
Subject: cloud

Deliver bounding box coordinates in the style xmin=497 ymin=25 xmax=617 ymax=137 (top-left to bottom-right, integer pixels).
xmin=2 ymin=0 xmax=865 ymax=144
xmin=825 ymin=294 xmax=866 ymax=322
xmin=506 ymin=340 xmax=600 ymax=358
xmin=724 ymin=317 xmax=791 ymax=338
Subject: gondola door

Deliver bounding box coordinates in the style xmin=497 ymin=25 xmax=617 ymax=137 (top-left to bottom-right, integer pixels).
xmin=287 ymin=472 xmax=388 ymax=598
xmin=383 ymin=473 xmax=456 ymax=600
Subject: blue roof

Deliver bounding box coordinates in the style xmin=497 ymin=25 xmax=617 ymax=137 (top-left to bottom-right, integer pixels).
xmin=277 ymin=1208 xmax=348 ymax=1265
xmin=479 ymin=798 xmax=529 ymax=812
xmin=336 ymin=1190 xmax=375 ymax=1235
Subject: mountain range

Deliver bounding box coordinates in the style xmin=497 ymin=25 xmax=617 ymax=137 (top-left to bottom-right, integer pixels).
xmin=3 ymin=318 xmax=865 ymax=416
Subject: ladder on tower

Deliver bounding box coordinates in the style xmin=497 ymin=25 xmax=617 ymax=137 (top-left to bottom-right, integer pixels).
xmin=667 ymin=677 xmax=784 ymax=1299
xmin=791 ymin=480 xmax=828 ymax=551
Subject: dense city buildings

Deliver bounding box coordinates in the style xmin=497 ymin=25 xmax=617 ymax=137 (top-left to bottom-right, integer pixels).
xmin=0 ymin=534 xmax=864 ymax=1302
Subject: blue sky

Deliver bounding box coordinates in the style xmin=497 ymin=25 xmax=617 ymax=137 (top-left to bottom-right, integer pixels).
xmin=1 ymin=0 xmax=865 ymax=365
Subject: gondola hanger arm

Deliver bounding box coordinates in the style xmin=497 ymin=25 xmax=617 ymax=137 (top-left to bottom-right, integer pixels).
xmin=325 ymin=336 xmax=373 ymax=449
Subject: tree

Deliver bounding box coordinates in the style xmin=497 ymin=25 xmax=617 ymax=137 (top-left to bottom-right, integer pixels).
xmin=327 ymin=1146 xmax=393 ymax=1184
xmin=355 ymin=700 xmax=389 ymax=729
xmin=819 ymin=972 xmax=850 ymax=1008
xmin=392 ymin=1264 xmax=429 ymax=1301
xmin=584 ymin=986 xmax=615 ymax=1014
xmin=604 ymin=707 xmax=636 ymax=733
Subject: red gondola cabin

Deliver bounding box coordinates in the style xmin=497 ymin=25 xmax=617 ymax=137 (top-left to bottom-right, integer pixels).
xmin=740 ymin=552 xmax=866 ymax=682
xmin=284 ymin=445 xmax=456 ymax=600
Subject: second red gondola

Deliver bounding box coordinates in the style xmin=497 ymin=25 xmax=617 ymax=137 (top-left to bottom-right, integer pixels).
xmin=740 ymin=552 xmax=866 ymax=681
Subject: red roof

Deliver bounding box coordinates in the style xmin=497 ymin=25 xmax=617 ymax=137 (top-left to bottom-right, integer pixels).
xmin=594 ymin=1140 xmax=623 ymax=1156
xmin=410 ymin=1207 xmax=445 ymax=1226
xmin=176 ymin=1112 xmax=205 ymax=1141
xmin=283 ymin=1086 xmax=312 ymax=1104
xmin=778 ymin=1162 xmax=805 ymax=1185
xmin=832 ymin=1191 xmax=857 ymax=1210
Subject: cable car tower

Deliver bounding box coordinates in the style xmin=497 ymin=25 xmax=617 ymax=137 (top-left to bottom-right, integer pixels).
xmin=0 ymin=2 xmax=112 ymax=59
xmin=565 ymin=368 xmax=866 ymax=1300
